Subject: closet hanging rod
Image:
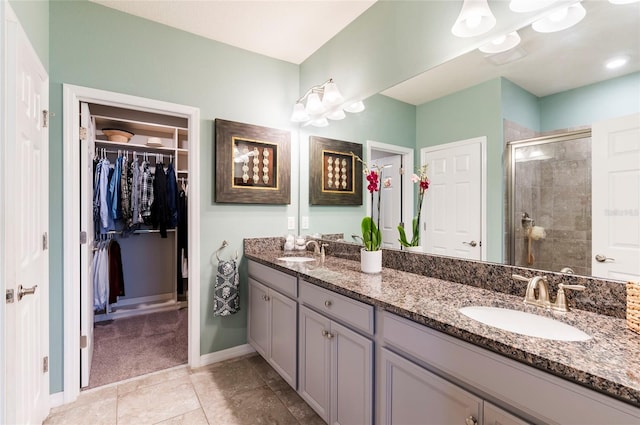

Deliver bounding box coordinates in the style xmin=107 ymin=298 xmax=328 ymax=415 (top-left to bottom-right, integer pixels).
xmin=103 ymin=228 xmax=177 ymax=235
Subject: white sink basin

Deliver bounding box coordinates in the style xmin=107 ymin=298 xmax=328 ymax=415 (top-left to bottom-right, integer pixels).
xmin=459 ymin=306 xmax=591 ymax=342
xmin=276 ymin=256 xmax=315 ymax=263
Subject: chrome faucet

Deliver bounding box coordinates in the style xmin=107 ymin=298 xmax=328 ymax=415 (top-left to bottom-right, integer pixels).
xmin=513 ymin=274 xmax=550 ymax=308
xmin=306 ymin=240 xmax=320 ymax=254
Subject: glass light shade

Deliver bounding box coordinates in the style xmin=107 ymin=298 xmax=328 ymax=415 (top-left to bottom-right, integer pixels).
xmin=532 ymin=3 xmax=586 ymax=33
xmin=305 ymin=92 xmax=325 ymax=115
xmin=322 ymin=81 xmax=344 ymax=108
xmin=344 ymin=100 xmax=365 ymax=113
xmin=479 ymin=31 xmax=521 ymax=53
xmin=608 ymin=0 xmax=640 ymax=4
xmin=605 ymin=56 xmax=629 ymax=69
xmin=310 ymin=117 xmax=329 ymax=127
xmin=326 ymin=108 xmax=346 ymax=120
xmin=451 ymin=0 xmax=496 ymax=37
xmin=290 ymin=102 xmax=309 ymax=122
xmin=509 ymin=0 xmax=557 ymax=13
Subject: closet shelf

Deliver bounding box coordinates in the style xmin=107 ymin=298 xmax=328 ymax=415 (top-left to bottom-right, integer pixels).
xmin=104 ymin=228 xmax=177 ymax=236
xmin=95 ymin=139 xmax=178 ymax=153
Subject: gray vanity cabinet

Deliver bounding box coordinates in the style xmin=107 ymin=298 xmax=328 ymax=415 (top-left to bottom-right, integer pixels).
xmin=380 ymin=347 xmax=482 ymax=425
xmin=247 ymin=262 xmax=298 ymax=389
xmin=298 ymin=279 xmax=374 ymax=425
xmin=484 ymin=402 xmax=530 ymax=425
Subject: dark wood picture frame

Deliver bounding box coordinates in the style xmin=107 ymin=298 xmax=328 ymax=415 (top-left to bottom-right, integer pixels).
xmin=309 ymin=136 xmax=362 ymax=205
xmin=215 ymin=119 xmax=291 ymax=204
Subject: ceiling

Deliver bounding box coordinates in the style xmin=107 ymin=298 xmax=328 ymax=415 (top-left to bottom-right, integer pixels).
xmin=90 ymin=1 xmax=638 ymax=105
xmin=90 ymin=0 xmax=377 ymax=65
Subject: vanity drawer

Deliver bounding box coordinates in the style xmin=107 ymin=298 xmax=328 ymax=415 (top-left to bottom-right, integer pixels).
xmin=248 ymin=260 xmax=297 ymax=298
xmin=299 ymin=279 xmax=374 ymax=335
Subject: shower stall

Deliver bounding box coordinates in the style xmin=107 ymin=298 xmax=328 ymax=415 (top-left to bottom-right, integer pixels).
xmin=506 ymin=129 xmax=592 ymax=275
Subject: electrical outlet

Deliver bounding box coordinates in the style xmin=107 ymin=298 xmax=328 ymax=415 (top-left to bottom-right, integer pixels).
xmin=287 ymin=216 xmax=296 ymax=230
xmin=301 ymin=216 xmax=309 ymax=229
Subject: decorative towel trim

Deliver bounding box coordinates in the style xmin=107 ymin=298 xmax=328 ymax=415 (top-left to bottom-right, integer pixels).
xmin=213 ymin=259 xmax=240 ymax=316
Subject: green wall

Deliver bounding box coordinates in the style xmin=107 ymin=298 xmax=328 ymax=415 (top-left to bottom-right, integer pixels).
xmin=501 ymin=78 xmax=540 ymax=132
xmin=8 ymin=0 xmax=49 ymax=69
xmin=300 ymin=93 xmax=416 ymax=237
xmin=415 ymin=78 xmax=504 ymax=262
xmin=48 ymin=0 xmax=300 ymax=394
xmin=540 ymin=72 xmax=640 ymax=131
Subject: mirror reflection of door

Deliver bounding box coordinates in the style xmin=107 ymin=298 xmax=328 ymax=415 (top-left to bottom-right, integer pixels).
xmin=371 ymin=154 xmax=402 ymax=249
xmin=592 ymin=113 xmax=640 ymax=280
xmin=421 ymin=138 xmax=484 ymax=261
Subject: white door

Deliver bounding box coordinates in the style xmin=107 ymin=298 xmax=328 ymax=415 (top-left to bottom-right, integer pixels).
xmin=4 ymin=7 xmax=50 ymax=423
xmin=371 ymin=154 xmax=402 ymax=249
xmin=422 ymin=138 xmax=484 ymax=260
xmin=592 ymin=113 xmax=640 ymax=280
xmin=80 ymin=102 xmax=95 ymax=387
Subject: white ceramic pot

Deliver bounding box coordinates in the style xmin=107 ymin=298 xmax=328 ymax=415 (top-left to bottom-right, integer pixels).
xmin=361 ymin=248 xmax=382 ymax=274
xmin=405 ymin=245 xmax=424 ymax=253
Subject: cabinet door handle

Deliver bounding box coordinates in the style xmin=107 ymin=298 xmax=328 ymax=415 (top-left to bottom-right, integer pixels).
xmin=324 ymin=300 xmax=332 ymax=308
xmin=321 ymin=330 xmax=328 ymax=337
xmin=465 ymin=416 xmax=477 ymax=425
xmin=262 ymin=294 xmax=270 ymax=301
xmin=321 ymin=330 xmax=334 ymax=339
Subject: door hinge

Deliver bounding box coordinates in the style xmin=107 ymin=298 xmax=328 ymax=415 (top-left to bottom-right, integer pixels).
xmin=399 ymin=167 xmax=405 ymax=175
xmin=80 ymin=335 xmax=88 ymax=349
xmin=6 ymin=289 xmax=14 ymax=304
xmin=42 ymin=232 xmax=48 ymax=250
xmin=42 ymin=110 xmax=49 ymax=128
xmin=43 ymin=356 xmax=49 ymax=373
xmin=79 ymin=126 xmax=87 ymax=141
xmin=80 ymin=231 xmax=87 ymax=245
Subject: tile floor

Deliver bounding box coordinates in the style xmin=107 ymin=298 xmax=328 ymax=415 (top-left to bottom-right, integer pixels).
xmin=44 ymin=354 xmax=325 ymax=425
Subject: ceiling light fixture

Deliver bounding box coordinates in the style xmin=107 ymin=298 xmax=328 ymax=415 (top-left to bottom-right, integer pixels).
xmin=290 ymin=79 xmax=365 ymax=127
xmin=608 ymin=0 xmax=640 ymax=4
xmin=605 ymin=56 xmax=630 ymax=69
xmin=531 ymin=2 xmax=586 ymax=33
xmin=451 ymin=0 xmax=496 ymax=38
xmin=479 ymin=31 xmax=522 ymax=53
xmin=509 ymin=0 xmax=558 ymax=13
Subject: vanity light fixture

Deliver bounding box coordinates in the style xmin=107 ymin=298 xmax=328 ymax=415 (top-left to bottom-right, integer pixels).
xmin=531 ymin=2 xmax=586 ymax=33
xmin=451 ymin=0 xmax=496 ymax=38
xmin=479 ymin=31 xmax=521 ymax=53
xmin=290 ymin=79 xmax=365 ymax=127
xmin=608 ymin=0 xmax=640 ymax=4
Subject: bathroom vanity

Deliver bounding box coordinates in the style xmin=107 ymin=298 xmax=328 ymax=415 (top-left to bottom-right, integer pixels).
xmin=245 ymin=239 xmax=640 ymax=425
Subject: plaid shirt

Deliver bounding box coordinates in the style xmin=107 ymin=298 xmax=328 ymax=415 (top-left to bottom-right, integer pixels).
xmin=140 ymin=161 xmax=154 ymax=218
xmin=120 ymin=156 xmax=132 ymax=224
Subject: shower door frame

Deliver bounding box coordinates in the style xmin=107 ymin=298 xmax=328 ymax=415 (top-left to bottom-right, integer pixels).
xmin=506 ymin=129 xmax=592 ymax=268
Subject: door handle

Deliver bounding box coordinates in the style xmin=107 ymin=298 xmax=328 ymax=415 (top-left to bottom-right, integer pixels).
xmin=595 ymin=254 xmax=615 ymax=263
xmin=462 ymin=240 xmax=478 ymax=247
xmin=18 ymin=284 xmax=38 ymax=301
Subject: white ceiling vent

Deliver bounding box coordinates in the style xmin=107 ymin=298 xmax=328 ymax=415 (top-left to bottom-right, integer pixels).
xmin=484 ymin=46 xmax=528 ymax=66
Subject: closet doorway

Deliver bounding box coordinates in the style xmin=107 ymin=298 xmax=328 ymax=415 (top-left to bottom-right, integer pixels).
xmin=62 ymin=85 xmax=201 ymax=403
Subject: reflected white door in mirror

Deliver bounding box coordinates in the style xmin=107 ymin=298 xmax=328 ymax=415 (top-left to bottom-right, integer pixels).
xmin=592 ymin=112 xmax=640 ymax=281
xmin=421 ymin=137 xmax=486 ymax=261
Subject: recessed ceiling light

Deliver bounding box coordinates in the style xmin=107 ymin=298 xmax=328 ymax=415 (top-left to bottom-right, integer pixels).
xmin=605 ymin=56 xmax=630 ymax=69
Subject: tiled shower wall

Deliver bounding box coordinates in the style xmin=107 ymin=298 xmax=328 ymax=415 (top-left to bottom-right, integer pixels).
xmin=504 ymin=120 xmax=592 ymax=276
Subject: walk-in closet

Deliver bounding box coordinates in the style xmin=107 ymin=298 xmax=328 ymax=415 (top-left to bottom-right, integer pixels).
xmin=81 ymin=102 xmax=191 ymax=388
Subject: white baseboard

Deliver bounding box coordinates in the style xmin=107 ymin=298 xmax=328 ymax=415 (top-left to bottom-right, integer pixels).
xmin=199 ymin=344 xmax=255 ymax=367
xmin=50 ymin=391 xmax=65 ymax=408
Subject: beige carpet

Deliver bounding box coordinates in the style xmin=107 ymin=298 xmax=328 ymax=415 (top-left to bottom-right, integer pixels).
xmin=87 ymin=308 xmax=188 ymax=389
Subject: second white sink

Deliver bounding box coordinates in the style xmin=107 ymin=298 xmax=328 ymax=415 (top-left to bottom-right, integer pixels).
xmin=459 ymin=306 xmax=591 ymax=342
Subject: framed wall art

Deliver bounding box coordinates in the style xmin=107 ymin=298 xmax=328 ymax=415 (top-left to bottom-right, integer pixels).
xmin=215 ymin=119 xmax=291 ymax=204
xmin=309 ymin=136 xmax=362 ymax=205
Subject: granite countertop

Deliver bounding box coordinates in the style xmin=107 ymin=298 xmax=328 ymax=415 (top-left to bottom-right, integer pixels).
xmin=244 ymin=250 xmax=640 ymax=409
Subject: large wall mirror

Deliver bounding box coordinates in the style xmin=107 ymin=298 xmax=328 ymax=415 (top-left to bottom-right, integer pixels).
xmin=301 ymin=0 xmax=640 ymax=282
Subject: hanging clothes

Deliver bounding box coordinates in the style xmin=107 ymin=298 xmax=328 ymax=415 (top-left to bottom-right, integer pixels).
xmin=92 ymin=240 xmax=109 ymax=311
xmin=177 ymin=185 xmax=188 ymax=293
xmin=130 ymin=155 xmax=141 ymax=225
xmin=109 ymin=155 xmax=122 ymax=220
xmin=108 ymin=239 xmax=125 ymax=304
xmin=151 ymin=161 xmax=169 ymax=238
xmin=213 ymin=258 xmax=240 ymax=316
xmin=94 ymin=157 xmax=114 ymax=234
xmin=140 ymin=159 xmax=154 ymax=224
xmin=166 ymin=161 xmax=179 ymax=229
xmin=121 ymin=154 xmax=132 ymax=226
